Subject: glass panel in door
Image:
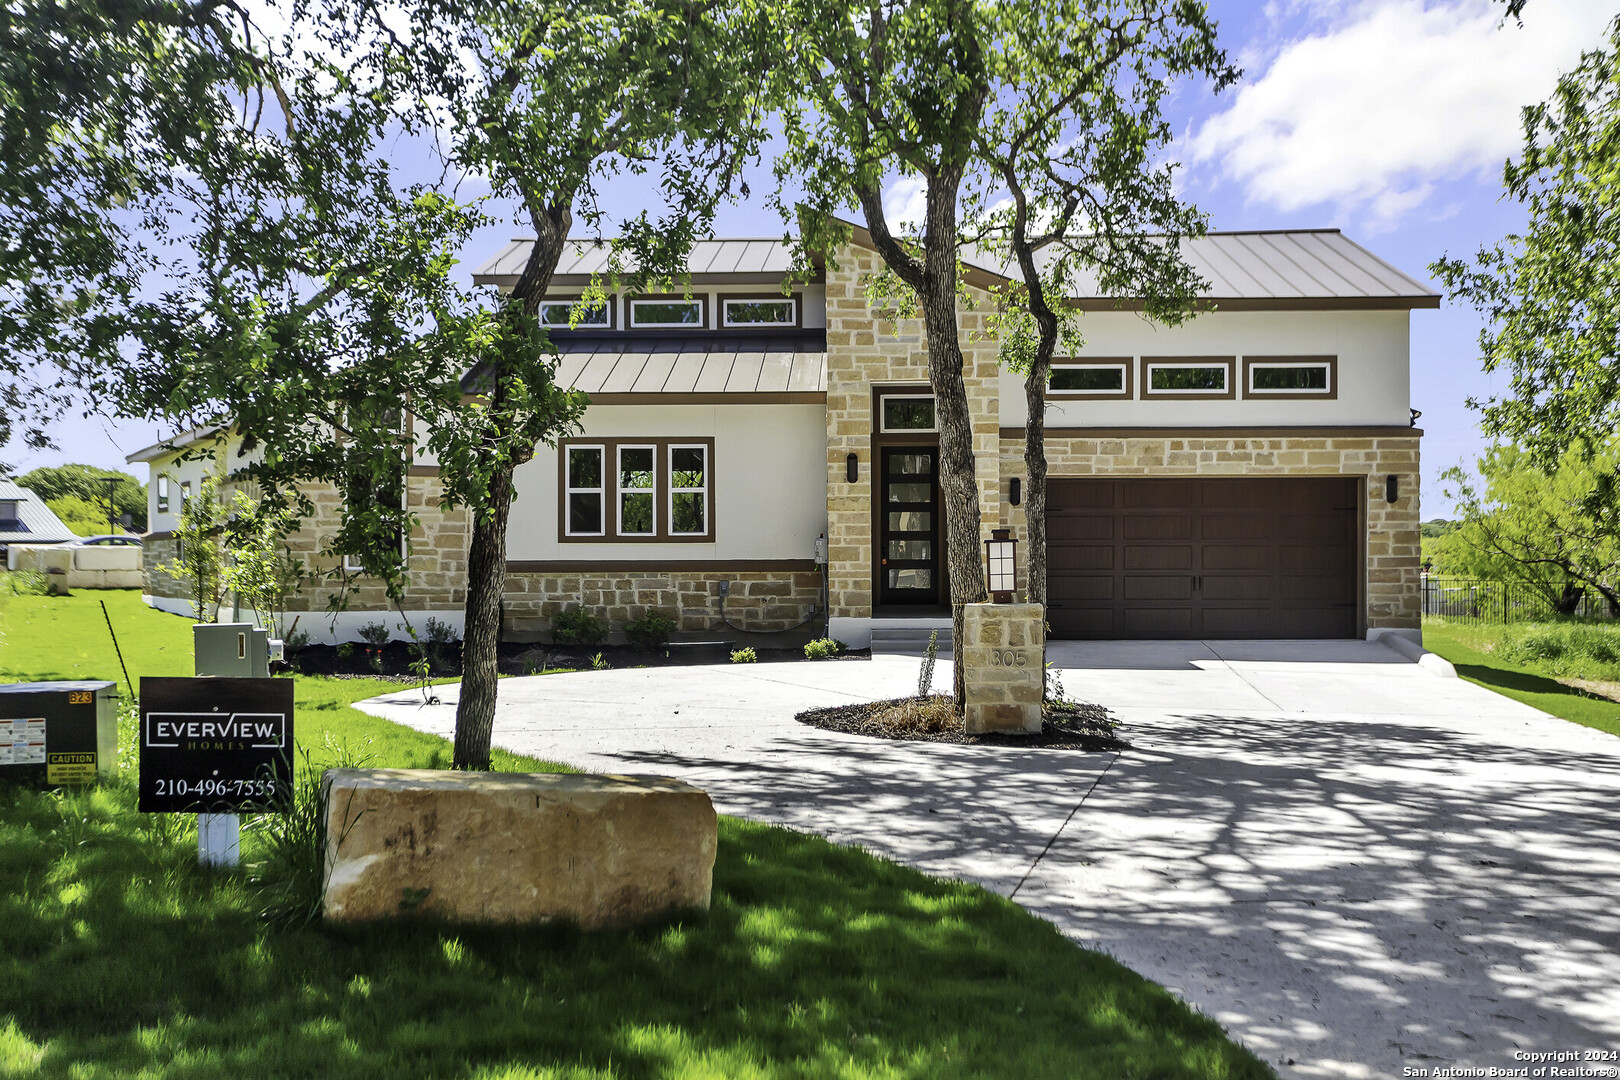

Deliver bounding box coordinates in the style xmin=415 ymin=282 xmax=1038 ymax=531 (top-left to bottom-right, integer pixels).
xmin=880 ymin=448 xmax=940 ymax=605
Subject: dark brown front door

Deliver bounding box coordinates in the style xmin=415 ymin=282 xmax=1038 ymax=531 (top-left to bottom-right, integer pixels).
xmin=1047 ymin=477 xmax=1359 ymax=639
xmin=880 ymin=447 xmax=941 ymax=606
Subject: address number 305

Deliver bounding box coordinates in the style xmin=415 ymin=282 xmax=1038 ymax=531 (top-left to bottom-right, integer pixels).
xmin=988 ymin=650 xmax=1029 ymax=668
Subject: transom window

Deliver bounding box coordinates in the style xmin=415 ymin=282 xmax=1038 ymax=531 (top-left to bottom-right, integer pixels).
xmin=559 ymin=438 xmax=715 ymax=543
xmin=1243 ymin=356 xmax=1337 ymax=399
xmin=722 ymin=296 xmax=796 ymax=327
xmin=539 ymin=297 xmax=612 ymax=329
xmin=629 ymin=297 xmax=705 ymax=329
xmin=1142 ymin=357 xmax=1236 ymax=399
xmin=880 ymin=394 xmax=936 ymax=432
xmin=1049 ymin=358 xmax=1131 ymax=399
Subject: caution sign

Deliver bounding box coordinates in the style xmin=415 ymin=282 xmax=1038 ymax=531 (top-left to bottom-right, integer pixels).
xmin=138 ymin=677 xmax=295 ymax=814
xmin=47 ymin=753 xmax=98 ymax=784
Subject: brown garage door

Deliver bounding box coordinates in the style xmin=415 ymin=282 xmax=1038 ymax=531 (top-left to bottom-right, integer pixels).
xmin=1047 ymin=477 xmax=1359 ymax=640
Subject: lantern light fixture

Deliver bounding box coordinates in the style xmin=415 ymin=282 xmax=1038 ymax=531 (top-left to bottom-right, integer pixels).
xmin=1385 ymin=474 xmax=1399 ymax=504
xmin=846 ymin=453 xmax=859 ymax=484
xmin=985 ymin=527 xmax=1017 ymax=603
xmin=1009 ymin=477 xmax=1022 ymax=506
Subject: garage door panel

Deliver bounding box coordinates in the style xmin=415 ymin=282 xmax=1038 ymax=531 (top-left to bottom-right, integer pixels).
xmin=1047 ymin=476 xmax=1361 ymax=640
xmin=1124 ymin=480 xmax=1195 ymax=508
xmin=1124 ymin=575 xmax=1194 ymax=601
xmin=1050 ymin=545 xmax=1114 ymax=571
xmin=1123 ymin=607 xmax=1195 ymax=637
xmin=1049 ymin=516 xmax=1115 ymax=542
xmin=1203 ymin=545 xmax=1272 ymax=570
xmin=1124 ymin=545 xmax=1193 ymax=570
xmin=1124 ymin=515 xmax=1192 ymax=541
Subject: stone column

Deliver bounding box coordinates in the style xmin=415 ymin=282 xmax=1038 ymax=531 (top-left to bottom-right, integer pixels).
xmin=962 ymin=601 xmax=1044 ymax=734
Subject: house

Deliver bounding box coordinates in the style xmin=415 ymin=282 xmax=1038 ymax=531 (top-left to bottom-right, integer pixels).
xmin=0 ymin=479 xmax=78 ymax=566
xmin=129 ymin=225 xmax=1434 ymax=646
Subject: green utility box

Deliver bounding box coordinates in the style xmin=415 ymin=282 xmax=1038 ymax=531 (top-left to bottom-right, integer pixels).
xmin=194 ymin=623 xmax=271 ymax=678
xmin=0 ymin=681 xmax=119 ymax=785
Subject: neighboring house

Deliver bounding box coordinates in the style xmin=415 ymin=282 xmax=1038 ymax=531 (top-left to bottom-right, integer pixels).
xmin=129 ymin=224 xmax=1434 ymax=645
xmin=0 ymin=479 xmax=78 ymax=566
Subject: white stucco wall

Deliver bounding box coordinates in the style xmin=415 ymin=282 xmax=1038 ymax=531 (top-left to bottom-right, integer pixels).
xmin=507 ymin=403 xmax=828 ymax=562
xmin=141 ymin=438 xmax=243 ymax=534
xmin=999 ymin=309 xmax=1413 ymax=428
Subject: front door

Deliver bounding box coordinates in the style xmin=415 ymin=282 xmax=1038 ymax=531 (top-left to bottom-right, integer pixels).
xmin=879 ymin=447 xmax=941 ymax=606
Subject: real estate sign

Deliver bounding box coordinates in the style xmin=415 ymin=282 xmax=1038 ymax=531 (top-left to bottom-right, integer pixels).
xmin=138 ymin=677 xmax=294 ymax=813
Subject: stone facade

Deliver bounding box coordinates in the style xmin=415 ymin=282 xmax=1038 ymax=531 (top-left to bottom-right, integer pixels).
xmin=998 ymin=433 xmax=1423 ymax=631
xmin=823 ymin=246 xmax=1002 ymax=622
xmin=962 ymin=602 xmax=1045 ymax=733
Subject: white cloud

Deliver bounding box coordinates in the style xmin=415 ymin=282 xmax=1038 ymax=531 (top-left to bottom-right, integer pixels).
xmin=1182 ymin=0 xmax=1615 ymax=227
xmin=882 ymin=176 xmax=928 ymax=231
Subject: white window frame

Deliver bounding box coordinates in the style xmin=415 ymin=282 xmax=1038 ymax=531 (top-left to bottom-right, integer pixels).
xmin=615 ymin=444 xmax=658 ymax=536
xmin=539 ymin=297 xmax=611 ymax=329
xmin=564 ymin=444 xmax=607 ymax=538
xmin=667 ymin=443 xmax=710 ymax=537
xmin=156 ymin=476 xmax=170 ymax=513
xmin=879 ymin=393 xmax=938 ymax=433
xmin=1144 ymin=360 xmax=1230 ymax=396
xmin=180 ymin=480 xmax=191 ymax=507
xmin=1245 ymin=359 xmax=1334 ymax=396
xmin=722 ymin=297 xmax=796 ymax=328
xmin=629 ymin=297 xmax=705 ymax=329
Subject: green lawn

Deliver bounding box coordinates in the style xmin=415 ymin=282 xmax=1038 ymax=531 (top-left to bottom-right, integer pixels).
xmin=0 ymin=588 xmax=1270 ymax=1079
xmin=1423 ymin=618 xmax=1620 ymax=738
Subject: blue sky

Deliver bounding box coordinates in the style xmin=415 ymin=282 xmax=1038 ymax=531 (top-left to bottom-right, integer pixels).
xmin=11 ymin=0 xmax=1616 ymax=521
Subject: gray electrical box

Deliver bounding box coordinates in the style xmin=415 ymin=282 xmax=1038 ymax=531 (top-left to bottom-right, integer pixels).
xmin=194 ymin=623 xmax=270 ymax=678
xmin=0 ymin=681 xmax=119 ymax=785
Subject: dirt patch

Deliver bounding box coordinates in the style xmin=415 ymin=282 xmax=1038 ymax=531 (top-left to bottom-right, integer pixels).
xmin=795 ymin=695 xmax=1128 ymax=752
xmin=1557 ymin=677 xmax=1620 ymax=704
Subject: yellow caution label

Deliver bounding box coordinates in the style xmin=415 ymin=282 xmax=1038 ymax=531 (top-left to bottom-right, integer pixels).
xmin=47 ymin=753 xmax=97 ymax=784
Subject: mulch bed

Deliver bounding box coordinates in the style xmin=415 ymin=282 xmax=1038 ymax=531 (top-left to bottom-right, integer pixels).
xmin=795 ymin=696 xmax=1129 ymax=752
xmin=281 ymin=640 xmax=870 ymax=679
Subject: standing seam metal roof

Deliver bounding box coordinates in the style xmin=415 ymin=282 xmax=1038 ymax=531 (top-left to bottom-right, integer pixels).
xmin=0 ymin=479 xmax=78 ymax=544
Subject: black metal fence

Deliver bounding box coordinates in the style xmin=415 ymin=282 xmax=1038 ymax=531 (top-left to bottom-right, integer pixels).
xmin=1421 ymin=575 xmax=1617 ymax=624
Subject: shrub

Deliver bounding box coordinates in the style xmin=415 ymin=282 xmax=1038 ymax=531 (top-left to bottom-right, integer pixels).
xmin=625 ymin=610 xmax=677 ymax=651
xmin=589 ymin=652 xmax=610 ymax=671
xmin=1496 ymin=621 xmax=1620 ymax=678
xmin=804 ymin=637 xmax=843 ymax=660
xmin=552 ymin=604 xmax=608 ymax=646
xmin=357 ymin=621 xmax=391 ymax=673
xmin=917 ymin=629 xmax=939 ymax=696
xmin=422 ymin=616 xmax=459 ymax=671
xmin=730 ymin=647 xmax=758 ymax=663
xmin=2 ymin=569 xmax=49 ymax=596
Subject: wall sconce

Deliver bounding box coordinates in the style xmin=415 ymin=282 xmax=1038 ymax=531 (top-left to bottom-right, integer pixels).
xmin=846 ymin=453 xmax=859 ymax=484
xmin=1009 ymin=477 xmax=1022 ymax=506
xmin=984 ymin=527 xmax=1017 ymax=603
xmin=1385 ymin=474 xmax=1399 ymax=504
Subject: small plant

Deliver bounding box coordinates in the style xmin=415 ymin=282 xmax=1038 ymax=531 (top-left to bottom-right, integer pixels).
xmin=336 ymin=642 xmax=355 ymax=659
xmin=804 ymin=637 xmax=843 ymax=660
xmin=916 ymin=629 xmax=939 ymax=697
xmin=552 ymin=604 xmax=608 ymax=646
xmin=589 ymin=652 xmax=610 ymax=671
xmin=730 ymin=646 xmax=758 ymax=663
xmin=423 ymin=616 xmax=459 ymax=671
xmin=357 ymin=621 xmax=391 ymax=673
xmin=625 ymin=610 xmax=677 ymax=651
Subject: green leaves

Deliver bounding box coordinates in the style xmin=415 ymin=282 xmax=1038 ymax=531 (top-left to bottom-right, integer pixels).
xmin=1433 ymin=15 xmax=1620 ymax=465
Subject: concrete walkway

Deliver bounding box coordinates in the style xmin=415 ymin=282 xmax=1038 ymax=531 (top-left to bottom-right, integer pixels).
xmin=354 ymin=640 xmax=1620 ymax=1079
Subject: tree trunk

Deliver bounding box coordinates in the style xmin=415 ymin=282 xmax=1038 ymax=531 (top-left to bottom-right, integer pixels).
xmin=453 ymin=459 xmax=514 ymax=769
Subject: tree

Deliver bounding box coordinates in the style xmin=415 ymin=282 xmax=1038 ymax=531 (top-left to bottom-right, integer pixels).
xmin=15 ymin=463 xmax=146 ymax=531
xmin=775 ymin=0 xmax=1230 ymax=707
xmin=1441 ymin=442 xmax=1620 ymax=616
xmin=1432 ymin=15 xmax=1620 ymax=465
xmin=968 ymin=2 xmax=1234 ymax=608
xmin=158 ymin=467 xmax=229 ymax=622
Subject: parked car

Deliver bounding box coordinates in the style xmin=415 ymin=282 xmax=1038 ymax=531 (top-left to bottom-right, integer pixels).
xmin=71 ymin=534 xmax=142 ymax=547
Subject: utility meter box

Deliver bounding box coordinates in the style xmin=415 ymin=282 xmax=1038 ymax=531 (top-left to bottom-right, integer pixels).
xmin=194 ymin=623 xmax=270 ymax=678
xmin=0 ymin=681 xmax=119 ymax=785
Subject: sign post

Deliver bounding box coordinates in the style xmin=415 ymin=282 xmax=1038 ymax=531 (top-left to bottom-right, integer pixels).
xmin=138 ymin=623 xmax=294 ymax=868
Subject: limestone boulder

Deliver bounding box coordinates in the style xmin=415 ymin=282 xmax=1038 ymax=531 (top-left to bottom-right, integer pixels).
xmin=322 ymin=768 xmax=717 ymax=930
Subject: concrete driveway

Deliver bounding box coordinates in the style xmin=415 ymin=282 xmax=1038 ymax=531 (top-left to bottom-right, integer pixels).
xmin=355 ymin=639 xmax=1620 ymax=1079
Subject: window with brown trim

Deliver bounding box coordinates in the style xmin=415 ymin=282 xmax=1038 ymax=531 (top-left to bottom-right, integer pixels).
xmin=1140 ymin=356 xmax=1237 ymax=400
xmin=628 ymin=295 xmax=706 ymax=329
xmin=1241 ymin=356 xmax=1338 ymax=399
xmin=558 ymin=437 xmax=716 ymax=542
xmin=1048 ymin=358 xmax=1133 ymax=399
xmin=539 ymin=295 xmax=614 ymax=329
xmin=720 ymin=293 xmax=800 ymax=328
